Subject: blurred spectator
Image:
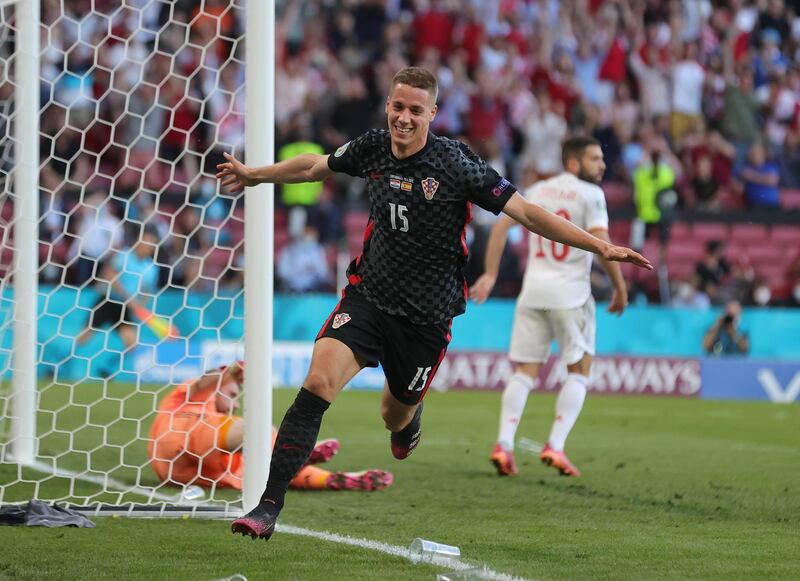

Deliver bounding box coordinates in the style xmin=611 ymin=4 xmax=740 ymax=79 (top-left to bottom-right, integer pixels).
xmin=279 ymin=114 xmax=326 ymax=208
xmin=685 ymin=154 xmax=722 ymax=211
xmin=518 ymin=92 xmax=566 ymax=178
xmin=702 ymin=300 xmax=750 ymax=356
xmin=671 ymin=42 xmax=706 ymax=143
xmin=696 ymin=240 xmax=731 ymax=305
xmin=276 ymin=225 xmax=330 ymax=294
xmin=76 ymin=227 xmax=160 ymax=352
xmin=721 ymin=40 xmax=762 ymax=168
xmin=737 ymin=143 xmax=781 ymax=208
xmin=632 ymin=138 xmax=680 ymax=246
xmin=747 ymin=275 xmax=774 ymax=307
xmin=67 ymin=192 xmax=124 ymax=286
xmin=784 ymin=251 xmax=800 ymax=307
xmin=672 ymin=275 xmax=712 ymax=309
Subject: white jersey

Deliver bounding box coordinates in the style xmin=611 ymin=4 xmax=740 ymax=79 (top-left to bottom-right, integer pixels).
xmin=518 ymin=172 xmax=609 ymax=310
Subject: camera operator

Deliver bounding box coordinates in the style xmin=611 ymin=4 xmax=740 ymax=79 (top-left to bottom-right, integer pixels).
xmin=702 ymin=300 xmax=750 ymax=356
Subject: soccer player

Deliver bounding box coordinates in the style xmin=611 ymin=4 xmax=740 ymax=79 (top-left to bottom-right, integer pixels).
xmin=471 ymin=137 xmax=627 ymax=478
xmin=148 ymin=361 xmax=393 ymax=492
xmin=216 ymin=67 xmax=651 ymax=540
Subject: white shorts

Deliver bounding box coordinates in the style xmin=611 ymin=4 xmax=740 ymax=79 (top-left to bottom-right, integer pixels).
xmin=508 ymin=296 xmax=596 ymax=366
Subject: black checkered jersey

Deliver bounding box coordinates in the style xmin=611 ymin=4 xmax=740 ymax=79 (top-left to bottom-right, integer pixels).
xmin=327 ymin=129 xmax=516 ymax=324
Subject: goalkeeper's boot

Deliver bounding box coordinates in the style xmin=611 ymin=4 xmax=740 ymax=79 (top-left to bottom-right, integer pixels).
xmin=231 ymin=501 xmax=279 ymax=540
xmin=490 ymin=443 xmax=518 ymax=476
xmin=326 ymin=470 xmax=394 ymax=491
xmin=539 ymin=444 xmax=581 ymax=477
xmin=307 ymin=438 xmax=340 ymax=465
xmin=390 ymin=402 xmax=423 ymax=460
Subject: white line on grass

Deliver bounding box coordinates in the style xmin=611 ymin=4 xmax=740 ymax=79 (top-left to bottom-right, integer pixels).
xmin=278 ymin=523 xmax=534 ymax=581
xmin=18 ymin=459 xmax=533 ymax=581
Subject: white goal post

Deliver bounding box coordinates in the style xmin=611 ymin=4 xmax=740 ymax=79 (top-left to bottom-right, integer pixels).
xmin=0 ymin=0 xmax=274 ymax=517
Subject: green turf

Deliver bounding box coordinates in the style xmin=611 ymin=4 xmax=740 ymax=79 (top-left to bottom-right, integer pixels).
xmin=1 ymin=388 xmax=798 ymax=580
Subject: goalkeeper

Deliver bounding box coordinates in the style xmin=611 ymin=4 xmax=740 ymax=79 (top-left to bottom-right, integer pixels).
xmin=147 ymin=361 xmax=393 ymax=492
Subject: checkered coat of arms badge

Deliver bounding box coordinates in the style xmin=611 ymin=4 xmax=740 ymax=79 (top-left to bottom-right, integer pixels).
xmin=332 ymin=313 xmax=351 ymax=329
xmin=421 ymin=177 xmax=439 ymax=200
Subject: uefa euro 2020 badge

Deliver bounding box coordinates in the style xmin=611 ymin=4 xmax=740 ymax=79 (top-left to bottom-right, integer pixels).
xmin=332 ymin=313 xmax=351 ymax=329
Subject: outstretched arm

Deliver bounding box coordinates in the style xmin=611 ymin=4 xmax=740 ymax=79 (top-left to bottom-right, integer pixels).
xmin=502 ymin=193 xmax=652 ymax=269
xmin=469 ymin=214 xmax=517 ymax=304
xmin=216 ymin=152 xmax=335 ymax=193
xmin=590 ymin=228 xmax=629 ymax=315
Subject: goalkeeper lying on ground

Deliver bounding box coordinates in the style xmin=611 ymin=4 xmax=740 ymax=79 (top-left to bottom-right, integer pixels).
xmin=147 ymin=361 xmax=393 ymax=491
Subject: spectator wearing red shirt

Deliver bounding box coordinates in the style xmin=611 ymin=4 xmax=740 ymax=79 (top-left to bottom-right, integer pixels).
xmin=413 ymin=0 xmax=455 ymax=59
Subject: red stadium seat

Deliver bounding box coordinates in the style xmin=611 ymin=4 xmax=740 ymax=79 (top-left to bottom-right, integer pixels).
xmin=781 ymin=189 xmax=800 ymax=209
xmin=691 ymin=222 xmax=729 ymax=244
xmin=603 ymin=182 xmax=631 ymax=208
xmin=668 ymin=221 xmax=691 ymax=242
xmin=731 ymin=224 xmax=769 ymax=244
xmin=770 ymin=225 xmax=800 ymax=245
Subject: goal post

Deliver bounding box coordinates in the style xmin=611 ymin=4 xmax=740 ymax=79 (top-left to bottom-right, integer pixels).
xmin=242 ymin=0 xmax=275 ymax=514
xmin=10 ymin=0 xmax=39 ymax=466
xmin=0 ymin=0 xmax=275 ymax=517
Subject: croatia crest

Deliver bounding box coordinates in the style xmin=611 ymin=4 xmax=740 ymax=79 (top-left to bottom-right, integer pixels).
xmin=332 ymin=313 xmax=351 ymax=329
xmin=421 ymin=177 xmax=439 ymax=200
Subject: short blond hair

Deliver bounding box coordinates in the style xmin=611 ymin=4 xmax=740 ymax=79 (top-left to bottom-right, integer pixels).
xmin=390 ymin=67 xmax=438 ymax=103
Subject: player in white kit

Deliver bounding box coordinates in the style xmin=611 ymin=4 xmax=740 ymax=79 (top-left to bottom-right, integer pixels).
xmin=470 ymin=137 xmax=628 ymax=477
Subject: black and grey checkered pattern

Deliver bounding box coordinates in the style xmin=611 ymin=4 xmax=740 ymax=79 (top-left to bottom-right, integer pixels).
xmin=328 ymin=129 xmax=516 ymax=324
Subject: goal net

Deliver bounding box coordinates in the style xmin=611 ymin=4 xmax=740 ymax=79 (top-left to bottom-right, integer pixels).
xmin=0 ymin=0 xmax=260 ymax=517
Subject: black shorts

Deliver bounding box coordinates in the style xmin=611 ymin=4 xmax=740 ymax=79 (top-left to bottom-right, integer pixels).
xmin=89 ymin=298 xmax=136 ymax=329
xmin=316 ymin=287 xmax=452 ymax=405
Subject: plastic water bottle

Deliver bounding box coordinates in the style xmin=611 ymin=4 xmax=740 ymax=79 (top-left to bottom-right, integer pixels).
xmin=408 ymin=537 xmax=461 ymax=563
xmin=180 ymin=485 xmax=205 ymax=502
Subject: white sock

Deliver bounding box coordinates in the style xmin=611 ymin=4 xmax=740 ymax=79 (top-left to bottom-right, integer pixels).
xmin=548 ymin=373 xmax=588 ymax=452
xmin=497 ymin=372 xmax=536 ymax=451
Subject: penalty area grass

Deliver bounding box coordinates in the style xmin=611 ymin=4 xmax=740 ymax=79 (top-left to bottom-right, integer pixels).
xmin=0 ymin=389 xmax=798 ymax=580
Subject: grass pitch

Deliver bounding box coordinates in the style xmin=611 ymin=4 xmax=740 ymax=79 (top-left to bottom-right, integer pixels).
xmin=1 ymin=388 xmax=798 ymax=580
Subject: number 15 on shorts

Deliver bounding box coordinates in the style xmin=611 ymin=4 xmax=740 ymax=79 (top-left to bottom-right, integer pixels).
xmin=407 ymin=366 xmax=432 ymax=391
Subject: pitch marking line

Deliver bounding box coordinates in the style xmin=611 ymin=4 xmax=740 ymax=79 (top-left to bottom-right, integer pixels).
xmin=278 ymin=523 xmax=533 ymax=581
xmin=19 ymin=459 xmax=533 ymax=581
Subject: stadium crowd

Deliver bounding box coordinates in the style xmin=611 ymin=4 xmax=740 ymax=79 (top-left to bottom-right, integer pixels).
xmin=0 ymin=0 xmax=799 ymax=307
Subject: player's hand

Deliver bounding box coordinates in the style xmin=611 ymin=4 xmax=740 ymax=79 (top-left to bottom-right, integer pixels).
xmin=469 ymin=274 xmax=497 ymax=304
xmin=607 ymin=288 xmax=628 ymax=316
xmin=216 ymin=152 xmax=256 ymax=193
xmin=601 ymin=244 xmax=653 ymax=270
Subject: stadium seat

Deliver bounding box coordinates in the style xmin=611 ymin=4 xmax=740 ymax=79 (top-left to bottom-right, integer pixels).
xmin=691 ymin=222 xmax=729 ymax=244
xmin=770 ymin=225 xmax=800 ymax=246
xmin=608 ymin=221 xmax=632 ymax=245
xmin=781 ymin=189 xmax=800 ymax=209
xmin=668 ymin=221 xmax=691 ymax=242
xmin=731 ymin=224 xmax=769 ymax=244
xmin=202 ymin=248 xmax=233 ymax=280
xmin=603 ymin=182 xmax=631 ymax=208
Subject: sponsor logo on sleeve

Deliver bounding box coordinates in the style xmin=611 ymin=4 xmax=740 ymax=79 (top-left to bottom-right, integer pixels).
xmin=334 ymin=142 xmax=350 ymax=158
xmin=491 ymin=177 xmax=511 ymax=197
xmin=421 ymin=177 xmax=439 ymax=200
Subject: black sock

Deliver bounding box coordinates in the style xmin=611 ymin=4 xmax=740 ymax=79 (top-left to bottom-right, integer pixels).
xmin=392 ymin=402 xmax=423 ymax=442
xmin=260 ymin=388 xmax=330 ymax=510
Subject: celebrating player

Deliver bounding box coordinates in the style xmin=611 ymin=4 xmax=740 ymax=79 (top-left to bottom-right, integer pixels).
xmin=471 ymin=137 xmax=627 ymax=478
xmin=216 ymin=67 xmax=651 ymax=540
xmin=148 ymin=361 xmax=393 ymax=493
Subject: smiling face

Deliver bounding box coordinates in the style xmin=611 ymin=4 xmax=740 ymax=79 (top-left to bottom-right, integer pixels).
xmin=385 ymin=82 xmax=437 ymax=158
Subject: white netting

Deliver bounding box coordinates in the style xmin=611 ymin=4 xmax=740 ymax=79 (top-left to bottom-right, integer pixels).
xmin=0 ymin=0 xmax=250 ymax=514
